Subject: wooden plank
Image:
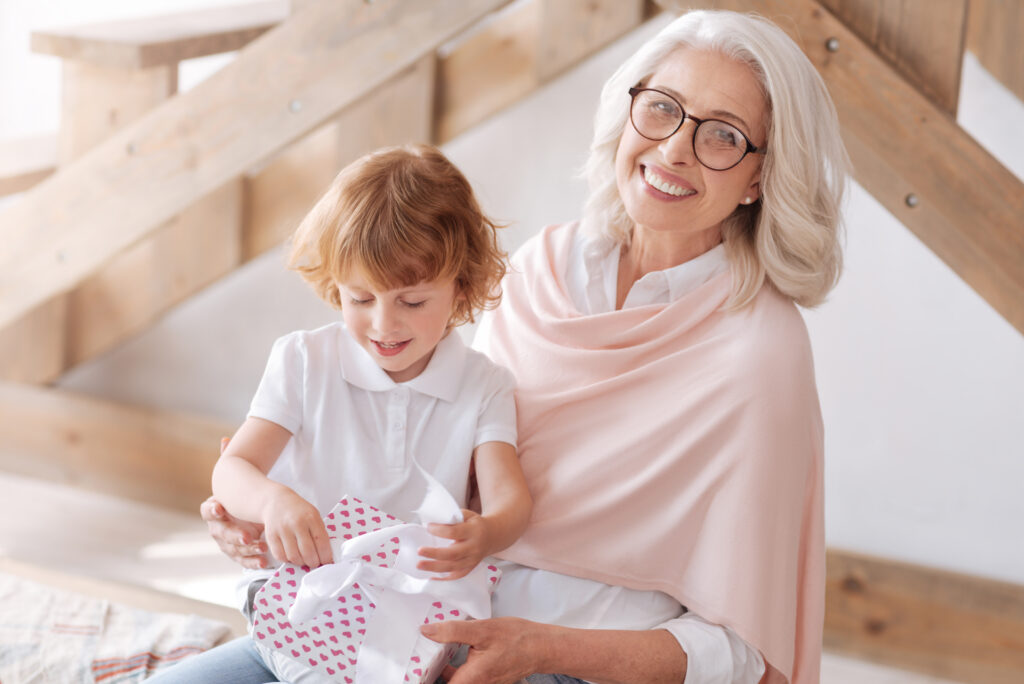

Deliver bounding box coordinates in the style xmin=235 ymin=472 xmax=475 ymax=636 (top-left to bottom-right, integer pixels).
xmin=245 ymin=54 xmax=436 ymax=259
xmin=0 ymin=383 xmax=233 ymax=515
xmin=58 ymin=60 xmax=177 ymax=164
xmin=436 ymin=0 xmax=541 ymax=143
xmin=656 ymin=0 xmax=1024 ymax=334
xmin=0 ymin=557 xmax=247 ymax=637
xmin=0 ymin=134 xmax=57 ymax=197
xmin=819 ymin=0 xmax=968 ymax=115
xmin=0 ymin=0 xmax=511 ymax=337
xmin=66 ymin=180 xmax=244 ymax=368
xmin=537 ymin=0 xmax=646 ymax=82
xmin=825 ymin=548 xmax=1024 ymax=683
xmin=0 ymin=298 xmax=66 ymax=383
xmin=967 ymin=0 xmax=1024 ymax=103
xmin=31 ymin=0 xmax=287 ymax=69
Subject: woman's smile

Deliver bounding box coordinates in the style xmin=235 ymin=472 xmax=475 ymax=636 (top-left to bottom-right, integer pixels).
xmin=641 ymin=164 xmax=697 ymax=199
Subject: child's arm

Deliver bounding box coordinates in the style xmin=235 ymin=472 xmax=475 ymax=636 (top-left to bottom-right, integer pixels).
xmin=212 ymin=417 xmax=333 ymax=569
xmin=418 ymin=441 xmax=532 ymax=580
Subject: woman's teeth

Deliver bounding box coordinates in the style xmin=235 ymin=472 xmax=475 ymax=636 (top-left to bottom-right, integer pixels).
xmin=376 ymin=341 xmax=404 ymax=348
xmin=644 ymin=167 xmax=695 ymax=197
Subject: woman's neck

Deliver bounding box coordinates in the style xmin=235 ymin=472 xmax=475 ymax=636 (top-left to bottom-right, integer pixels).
xmin=615 ymin=226 xmax=722 ymax=309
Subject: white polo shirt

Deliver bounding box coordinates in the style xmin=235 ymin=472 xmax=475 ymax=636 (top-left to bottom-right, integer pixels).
xmin=248 ymin=322 xmax=517 ymax=522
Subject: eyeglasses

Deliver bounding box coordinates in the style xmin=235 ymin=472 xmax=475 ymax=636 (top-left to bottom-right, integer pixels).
xmin=628 ymin=87 xmax=766 ymax=171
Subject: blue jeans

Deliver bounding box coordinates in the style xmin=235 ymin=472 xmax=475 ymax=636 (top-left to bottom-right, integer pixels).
xmin=144 ymin=636 xmax=278 ymax=683
xmin=143 ymin=635 xmax=588 ymax=684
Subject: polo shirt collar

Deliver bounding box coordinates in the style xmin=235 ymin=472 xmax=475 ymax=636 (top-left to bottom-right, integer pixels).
xmin=338 ymin=325 xmax=467 ymax=401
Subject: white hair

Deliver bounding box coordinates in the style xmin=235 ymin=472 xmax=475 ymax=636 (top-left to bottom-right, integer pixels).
xmin=582 ymin=10 xmax=848 ymax=309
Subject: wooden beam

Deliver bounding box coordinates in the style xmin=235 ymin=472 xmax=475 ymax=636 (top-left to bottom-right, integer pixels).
xmin=0 ymin=0 xmax=510 ymax=338
xmin=656 ymin=0 xmax=1024 ymax=335
xmin=826 ymin=548 xmax=1024 ymax=683
xmin=818 ymin=0 xmax=967 ymax=115
xmin=31 ymin=0 xmax=287 ymax=69
xmin=0 ymin=298 xmax=66 ymax=383
xmin=66 ymin=179 xmax=244 ymax=368
xmin=58 ymin=61 xmax=177 ymax=165
xmin=0 ymin=134 xmax=57 ymax=197
xmin=967 ymin=0 xmax=1024 ymax=103
xmin=0 ymin=383 xmax=232 ymax=515
xmin=436 ymin=0 xmax=647 ymax=142
xmin=537 ymin=0 xmax=646 ymax=82
xmin=245 ymin=54 xmax=436 ymax=259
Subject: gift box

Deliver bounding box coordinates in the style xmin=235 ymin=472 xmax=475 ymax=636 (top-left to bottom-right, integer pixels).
xmin=251 ymin=495 xmax=501 ymax=684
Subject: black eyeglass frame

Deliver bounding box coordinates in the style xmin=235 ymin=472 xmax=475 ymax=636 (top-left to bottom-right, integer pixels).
xmin=627 ymin=87 xmax=766 ymax=171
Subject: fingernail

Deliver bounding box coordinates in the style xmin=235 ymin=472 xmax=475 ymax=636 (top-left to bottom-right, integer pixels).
xmin=420 ymin=623 xmax=437 ymax=636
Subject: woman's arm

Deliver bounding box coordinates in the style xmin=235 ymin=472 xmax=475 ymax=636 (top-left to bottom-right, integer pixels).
xmin=422 ymin=617 xmax=686 ymax=684
xmin=418 ymin=441 xmax=532 ymax=579
xmin=211 ymin=417 xmax=332 ymax=568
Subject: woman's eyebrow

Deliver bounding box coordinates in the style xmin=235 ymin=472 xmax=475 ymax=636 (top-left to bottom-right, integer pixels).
xmin=653 ymin=85 xmax=752 ymax=130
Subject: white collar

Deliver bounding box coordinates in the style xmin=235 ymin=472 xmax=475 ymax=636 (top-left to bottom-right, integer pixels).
xmin=579 ymin=234 xmax=729 ymax=310
xmin=337 ymin=325 xmax=467 ymax=402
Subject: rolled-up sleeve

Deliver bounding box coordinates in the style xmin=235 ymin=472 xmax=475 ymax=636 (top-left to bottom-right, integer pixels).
xmin=656 ymin=612 xmax=765 ymax=684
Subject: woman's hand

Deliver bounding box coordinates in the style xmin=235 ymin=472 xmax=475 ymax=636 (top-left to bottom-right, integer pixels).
xmin=260 ymin=486 xmax=333 ymax=569
xmin=419 ymin=509 xmax=494 ymax=580
xmin=200 ymin=496 xmax=269 ymax=570
xmin=421 ymin=617 xmax=546 ymax=684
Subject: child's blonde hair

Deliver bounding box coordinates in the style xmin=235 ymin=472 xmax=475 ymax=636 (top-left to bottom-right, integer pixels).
xmin=289 ymin=144 xmax=507 ymax=327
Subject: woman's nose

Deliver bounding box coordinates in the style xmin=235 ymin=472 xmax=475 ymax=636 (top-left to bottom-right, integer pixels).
xmin=658 ymin=119 xmax=698 ymax=165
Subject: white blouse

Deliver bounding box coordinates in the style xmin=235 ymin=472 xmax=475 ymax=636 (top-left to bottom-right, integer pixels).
xmin=479 ymin=229 xmax=765 ymax=684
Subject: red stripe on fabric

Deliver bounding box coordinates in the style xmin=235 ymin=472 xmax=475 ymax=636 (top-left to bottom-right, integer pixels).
xmin=91 ymin=646 xmax=205 ymax=681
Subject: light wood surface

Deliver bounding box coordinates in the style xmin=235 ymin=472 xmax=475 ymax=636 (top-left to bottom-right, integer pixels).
xmin=0 ymin=382 xmax=232 ymax=514
xmin=244 ymin=54 xmax=436 ymax=260
xmin=658 ymin=0 xmax=1024 ymax=335
xmin=58 ymin=61 xmax=178 ymax=164
xmin=826 ymin=549 xmax=1024 ymax=683
xmin=537 ymin=0 xmax=646 ymax=82
xmin=66 ymin=179 xmax=244 ymax=368
xmin=0 ymin=0 xmax=509 ymax=353
xmin=819 ymin=0 xmax=967 ymax=115
xmin=437 ymin=0 xmax=646 ymax=142
xmin=966 ymin=0 xmax=1024 ymax=103
xmin=30 ymin=0 xmax=287 ymax=69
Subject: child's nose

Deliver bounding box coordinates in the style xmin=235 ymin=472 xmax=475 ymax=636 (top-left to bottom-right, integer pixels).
xmin=373 ymin=304 xmax=399 ymax=333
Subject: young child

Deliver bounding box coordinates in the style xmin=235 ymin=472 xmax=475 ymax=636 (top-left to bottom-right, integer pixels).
xmin=175 ymin=145 xmax=530 ymax=684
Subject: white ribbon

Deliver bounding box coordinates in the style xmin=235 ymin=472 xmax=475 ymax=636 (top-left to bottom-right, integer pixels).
xmin=287 ymin=468 xmax=493 ymax=683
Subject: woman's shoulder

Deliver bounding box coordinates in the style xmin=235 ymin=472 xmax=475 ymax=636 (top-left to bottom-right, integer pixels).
xmin=728 ymin=286 xmax=815 ymax=380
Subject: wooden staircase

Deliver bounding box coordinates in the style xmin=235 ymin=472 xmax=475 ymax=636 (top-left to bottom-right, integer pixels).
xmin=0 ymin=1 xmax=1022 ymax=681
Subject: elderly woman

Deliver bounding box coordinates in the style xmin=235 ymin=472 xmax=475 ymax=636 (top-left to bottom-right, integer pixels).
xmin=203 ymin=9 xmax=846 ymax=684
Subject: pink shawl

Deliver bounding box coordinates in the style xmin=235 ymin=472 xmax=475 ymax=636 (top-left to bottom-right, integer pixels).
xmin=478 ymin=223 xmax=825 ymax=683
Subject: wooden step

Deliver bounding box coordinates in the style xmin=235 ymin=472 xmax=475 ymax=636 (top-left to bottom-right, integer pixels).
xmin=0 ymin=134 xmax=57 ymax=197
xmin=30 ymin=0 xmax=287 ymax=69
xmin=0 ymin=382 xmax=233 ymax=515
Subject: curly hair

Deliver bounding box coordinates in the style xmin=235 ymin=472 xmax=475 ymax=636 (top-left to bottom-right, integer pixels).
xmin=288 ymin=144 xmax=507 ymax=327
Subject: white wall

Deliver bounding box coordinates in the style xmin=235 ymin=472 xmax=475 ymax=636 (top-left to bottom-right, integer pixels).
xmin=4 ymin=3 xmax=1023 ymax=584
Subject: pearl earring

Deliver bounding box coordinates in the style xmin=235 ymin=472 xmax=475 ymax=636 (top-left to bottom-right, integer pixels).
xmin=743 ymin=196 xmax=753 ymax=204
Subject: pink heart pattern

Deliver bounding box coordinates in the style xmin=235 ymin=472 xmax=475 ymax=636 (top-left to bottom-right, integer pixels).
xmin=251 ymin=496 xmax=501 ymax=683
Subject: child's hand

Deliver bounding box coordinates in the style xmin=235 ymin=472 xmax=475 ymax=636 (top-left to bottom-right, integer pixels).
xmin=418 ymin=509 xmax=493 ymax=580
xmin=261 ymin=487 xmax=333 ymax=569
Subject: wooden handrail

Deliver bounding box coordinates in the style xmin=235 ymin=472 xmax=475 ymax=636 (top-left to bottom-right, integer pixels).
xmin=0 ymin=0 xmax=650 ymax=383
xmin=0 ymin=0 xmax=511 ymax=335
xmin=30 ymin=0 xmax=288 ymax=69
